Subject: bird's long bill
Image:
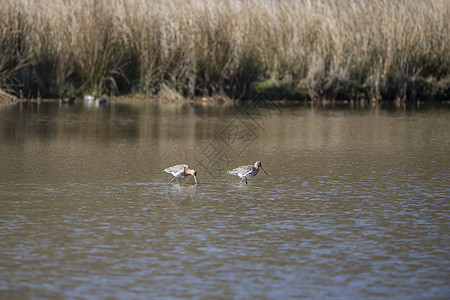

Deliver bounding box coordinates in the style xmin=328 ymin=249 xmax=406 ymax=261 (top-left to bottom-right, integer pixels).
xmin=261 ymin=166 xmax=269 ymax=176
xmin=193 ymin=175 xmax=198 ymax=184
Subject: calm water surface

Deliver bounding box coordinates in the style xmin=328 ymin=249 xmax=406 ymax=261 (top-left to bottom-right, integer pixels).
xmin=0 ymin=100 xmax=449 ymax=299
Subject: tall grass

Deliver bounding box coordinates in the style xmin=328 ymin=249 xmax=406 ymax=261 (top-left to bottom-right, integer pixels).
xmin=0 ymin=0 xmax=449 ymax=101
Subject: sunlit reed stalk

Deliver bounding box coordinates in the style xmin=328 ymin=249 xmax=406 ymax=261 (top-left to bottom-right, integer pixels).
xmin=0 ymin=0 xmax=448 ymax=101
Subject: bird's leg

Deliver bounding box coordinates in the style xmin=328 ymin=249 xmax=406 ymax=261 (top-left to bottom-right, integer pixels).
xmin=170 ymin=177 xmax=176 ymax=182
xmin=239 ymin=178 xmax=245 ymax=184
xmin=245 ymin=178 xmax=248 ymax=184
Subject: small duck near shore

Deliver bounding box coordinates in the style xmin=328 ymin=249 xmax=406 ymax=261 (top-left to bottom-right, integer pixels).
xmin=95 ymin=96 xmax=107 ymax=105
xmin=60 ymin=97 xmax=76 ymax=105
xmin=84 ymin=95 xmax=107 ymax=106
xmin=84 ymin=95 xmax=95 ymax=102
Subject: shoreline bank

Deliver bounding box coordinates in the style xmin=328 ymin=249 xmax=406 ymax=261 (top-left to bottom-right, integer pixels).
xmin=1 ymin=0 xmax=449 ymax=102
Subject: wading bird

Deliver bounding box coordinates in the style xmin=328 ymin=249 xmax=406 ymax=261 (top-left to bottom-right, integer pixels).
xmin=227 ymin=161 xmax=269 ymax=184
xmin=163 ymin=164 xmax=198 ymax=184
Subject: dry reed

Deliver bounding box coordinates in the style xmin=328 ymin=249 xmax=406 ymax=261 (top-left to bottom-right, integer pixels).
xmin=0 ymin=0 xmax=449 ymax=101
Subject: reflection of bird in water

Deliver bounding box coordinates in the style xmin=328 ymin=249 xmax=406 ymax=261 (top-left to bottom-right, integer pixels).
xmin=227 ymin=161 xmax=269 ymax=184
xmin=163 ymin=164 xmax=198 ymax=184
xmin=166 ymin=184 xmax=198 ymax=206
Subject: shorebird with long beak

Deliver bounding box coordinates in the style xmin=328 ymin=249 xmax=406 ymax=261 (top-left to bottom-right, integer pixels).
xmin=163 ymin=164 xmax=198 ymax=184
xmin=227 ymin=161 xmax=269 ymax=184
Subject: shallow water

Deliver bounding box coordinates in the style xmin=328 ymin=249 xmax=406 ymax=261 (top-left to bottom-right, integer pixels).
xmin=0 ymin=99 xmax=449 ymax=299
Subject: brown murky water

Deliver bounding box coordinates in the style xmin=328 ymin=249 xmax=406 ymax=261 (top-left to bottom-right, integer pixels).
xmin=0 ymin=99 xmax=449 ymax=298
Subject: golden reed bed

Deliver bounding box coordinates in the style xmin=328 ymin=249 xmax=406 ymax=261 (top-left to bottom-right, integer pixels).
xmin=1 ymin=0 xmax=449 ymax=101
